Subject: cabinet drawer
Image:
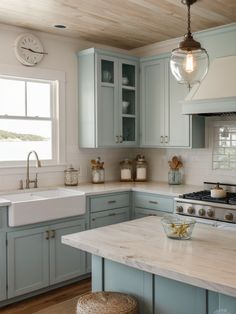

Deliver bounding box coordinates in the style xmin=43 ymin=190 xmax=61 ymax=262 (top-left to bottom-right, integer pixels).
xmin=91 ymin=207 xmax=130 ymax=229
xmin=90 ymin=193 xmax=130 ymax=213
xmin=134 ymin=208 xmax=166 ymax=219
xmin=134 ymin=193 xmax=173 ymax=213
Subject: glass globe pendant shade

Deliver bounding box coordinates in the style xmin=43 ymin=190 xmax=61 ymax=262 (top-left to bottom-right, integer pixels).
xmin=170 ymin=0 xmax=209 ymax=88
xmin=170 ymin=47 xmax=209 ymax=87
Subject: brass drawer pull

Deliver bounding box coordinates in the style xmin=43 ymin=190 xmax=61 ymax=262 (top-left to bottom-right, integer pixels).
xmin=115 ymin=136 xmax=119 ymax=143
xmin=108 ymin=200 xmax=116 ymax=204
xmin=165 ymin=136 xmax=169 ymax=143
xmin=119 ymin=136 xmax=123 ymax=143
xmin=149 ymin=201 xmax=158 ymax=204
xmin=160 ymin=136 xmax=164 ymax=143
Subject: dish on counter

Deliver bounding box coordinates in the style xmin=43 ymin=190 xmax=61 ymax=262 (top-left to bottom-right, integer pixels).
xmin=161 ymin=214 xmax=196 ymax=240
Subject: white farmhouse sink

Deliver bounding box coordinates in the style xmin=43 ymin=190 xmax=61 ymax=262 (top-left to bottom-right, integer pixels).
xmin=5 ymin=188 xmax=86 ymax=227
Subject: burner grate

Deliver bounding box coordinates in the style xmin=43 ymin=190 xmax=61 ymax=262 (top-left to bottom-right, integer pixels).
xmin=183 ymin=190 xmax=210 ymax=200
xmin=182 ymin=191 xmax=236 ymax=204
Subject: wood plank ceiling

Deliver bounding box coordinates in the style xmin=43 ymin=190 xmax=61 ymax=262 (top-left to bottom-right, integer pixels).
xmin=0 ymin=0 xmax=235 ymax=49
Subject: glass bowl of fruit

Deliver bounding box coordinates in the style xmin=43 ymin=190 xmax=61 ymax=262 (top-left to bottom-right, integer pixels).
xmin=161 ymin=214 xmax=196 ymax=240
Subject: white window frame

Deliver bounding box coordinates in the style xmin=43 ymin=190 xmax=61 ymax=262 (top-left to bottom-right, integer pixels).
xmin=0 ymin=64 xmax=66 ymax=169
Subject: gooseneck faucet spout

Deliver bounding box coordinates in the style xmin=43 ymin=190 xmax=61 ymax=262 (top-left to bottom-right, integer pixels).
xmin=26 ymin=151 xmax=42 ymax=189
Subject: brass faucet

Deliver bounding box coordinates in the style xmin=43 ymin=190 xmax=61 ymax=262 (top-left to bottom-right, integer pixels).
xmin=26 ymin=151 xmax=42 ymax=189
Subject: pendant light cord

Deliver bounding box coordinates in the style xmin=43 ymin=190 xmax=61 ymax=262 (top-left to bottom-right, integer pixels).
xmin=187 ymin=2 xmax=191 ymax=37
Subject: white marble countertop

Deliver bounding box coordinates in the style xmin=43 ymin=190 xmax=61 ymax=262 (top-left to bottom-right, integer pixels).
xmin=0 ymin=181 xmax=203 ymax=207
xmin=66 ymin=181 xmax=202 ymax=197
xmin=62 ymin=216 xmax=236 ymax=298
xmin=0 ymin=198 xmax=11 ymax=206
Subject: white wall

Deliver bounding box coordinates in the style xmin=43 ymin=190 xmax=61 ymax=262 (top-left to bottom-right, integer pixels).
xmin=0 ymin=23 xmax=135 ymax=191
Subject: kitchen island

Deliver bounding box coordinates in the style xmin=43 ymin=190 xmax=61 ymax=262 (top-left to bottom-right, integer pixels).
xmin=62 ymin=216 xmax=236 ymax=314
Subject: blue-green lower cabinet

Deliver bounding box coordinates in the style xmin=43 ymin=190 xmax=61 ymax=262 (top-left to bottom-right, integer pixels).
xmin=7 ymin=219 xmax=86 ymax=298
xmin=134 ymin=208 xmax=167 ymax=219
xmin=91 ymin=207 xmax=130 ymax=229
xmin=7 ymin=226 xmax=49 ymax=298
xmin=133 ymin=192 xmax=174 ymax=219
xmin=92 ymin=256 xmax=236 ymax=314
xmin=208 ymin=291 xmax=236 ymax=314
xmin=49 ymin=220 xmax=86 ymax=285
xmin=0 ymin=232 xmax=6 ymax=301
xmin=154 ymin=276 xmax=207 ymax=314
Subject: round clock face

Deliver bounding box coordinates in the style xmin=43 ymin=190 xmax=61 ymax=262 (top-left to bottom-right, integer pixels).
xmin=14 ymin=33 xmax=44 ymax=66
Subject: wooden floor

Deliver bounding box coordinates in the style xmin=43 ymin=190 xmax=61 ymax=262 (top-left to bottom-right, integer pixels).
xmin=0 ymin=278 xmax=91 ymax=314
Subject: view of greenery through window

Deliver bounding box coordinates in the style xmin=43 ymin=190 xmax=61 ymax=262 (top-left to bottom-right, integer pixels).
xmin=0 ymin=77 xmax=53 ymax=162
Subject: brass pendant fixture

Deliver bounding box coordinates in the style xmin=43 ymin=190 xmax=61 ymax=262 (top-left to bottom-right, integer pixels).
xmin=170 ymin=0 xmax=209 ymax=89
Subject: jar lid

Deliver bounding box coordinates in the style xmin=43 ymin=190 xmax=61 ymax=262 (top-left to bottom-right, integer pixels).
xmin=120 ymin=159 xmax=132 ymax=165
xmin=64 ymin=165 xmax=78 ymax=173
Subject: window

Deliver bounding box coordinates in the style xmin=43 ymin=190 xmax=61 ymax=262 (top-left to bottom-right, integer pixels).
xmin=0 ymin=66 xmax=65 ymax=167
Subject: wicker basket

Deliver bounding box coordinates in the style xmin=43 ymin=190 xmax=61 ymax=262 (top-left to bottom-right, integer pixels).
xmin=76 ymin=291 xmax=139 ymax=314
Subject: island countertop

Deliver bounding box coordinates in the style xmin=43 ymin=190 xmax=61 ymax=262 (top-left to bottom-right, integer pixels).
xmin=62 ymin=216 xmax=236 ymax=298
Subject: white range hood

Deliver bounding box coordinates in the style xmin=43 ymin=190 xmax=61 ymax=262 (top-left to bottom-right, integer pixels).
xmin=182 ymin=55 xmax=236 ymax=115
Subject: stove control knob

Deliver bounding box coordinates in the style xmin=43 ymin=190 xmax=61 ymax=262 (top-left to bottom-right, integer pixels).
xmin=187 ymin=207 xmax=195 ymax=214
xmin=176 ymin=206 xmax=183 ymax=213
xmin=207 ymin=209 xmax=214 ymax=218
xmin=198 ymin=208 xmax=206 ymax=216
xmin=224 ymin=212 xmax=233 ymax=221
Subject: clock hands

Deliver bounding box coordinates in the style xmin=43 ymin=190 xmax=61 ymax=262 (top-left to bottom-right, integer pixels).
xmin=20 ymin=47 xmax=48 ymax=55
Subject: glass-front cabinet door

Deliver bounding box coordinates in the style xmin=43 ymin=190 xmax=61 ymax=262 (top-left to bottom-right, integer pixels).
xmin=119 ymin=60 xmax=138 ymax=146
xmin=78 ymin=48 xmax=139 ymax=148
xmin=96 ymin=54 xmax=138 ymax=147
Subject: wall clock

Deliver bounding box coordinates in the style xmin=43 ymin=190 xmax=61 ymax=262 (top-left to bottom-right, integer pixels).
xmin=14 ymin=33 xmax=47 ymax=66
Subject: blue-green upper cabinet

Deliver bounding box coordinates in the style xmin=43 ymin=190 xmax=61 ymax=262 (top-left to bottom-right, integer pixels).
xmin=140 ymin=55 xmax=205 ymax=148
xmin=78 ymin=48 xmax=139 ymax=148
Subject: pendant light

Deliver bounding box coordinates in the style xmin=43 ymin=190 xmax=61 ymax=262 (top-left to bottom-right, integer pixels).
xmin=170 ymin=0 xmax=209 ymax=89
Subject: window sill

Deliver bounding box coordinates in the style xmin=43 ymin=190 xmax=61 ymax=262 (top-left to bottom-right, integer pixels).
xmin=0 ymin=163 xmax=66 ymax=175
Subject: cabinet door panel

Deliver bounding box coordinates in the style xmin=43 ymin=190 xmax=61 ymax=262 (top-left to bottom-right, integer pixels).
xmin=7 ymin=226 xmax=49 ymax=298
xmin=99 ymin=86 xmax=116 ymax=146
xmin=0 ymin=232 xmax=6 ymax=301
xmin=97 ymin=55 xmax=119 ymax=147
xmin=50 ymin=220 xmax=86 ymax=284
xmin=167 ymin=60 xmax=190 ymax=147
xmin=141 ymin=59 xmax=165 ymax=147
xmin=208 ymin=291 xmax=236 ymax=314
xmin=91 ymin=207 xmax=129 ymax=229
xmin=155 ymin=275 xmax=207 ymax=314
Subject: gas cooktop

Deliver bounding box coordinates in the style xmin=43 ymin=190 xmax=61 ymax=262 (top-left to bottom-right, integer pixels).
xmin=182 ymin=190 xmax=236 ymax=205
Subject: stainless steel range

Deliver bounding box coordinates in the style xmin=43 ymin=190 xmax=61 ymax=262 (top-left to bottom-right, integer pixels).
xmin=174 ymin=182 xmax=236 ymax=229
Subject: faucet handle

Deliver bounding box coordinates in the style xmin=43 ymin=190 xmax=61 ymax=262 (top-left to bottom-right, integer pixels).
xmin=34 ymin=173 xmax=38 ymax=188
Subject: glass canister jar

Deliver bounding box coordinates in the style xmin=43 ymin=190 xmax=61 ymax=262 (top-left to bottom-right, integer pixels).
xmin=64 ymin=165 xmax=79 ymax=186
xmin=135 ymin=155 xmax=147 ymax=182
xmin=91 ymin=157 xmax=105 ymax=184
xmin=168 ymin=169 xmax=182 ymax=185
xmin=120 ymin=159 xmax=133 ymax=182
